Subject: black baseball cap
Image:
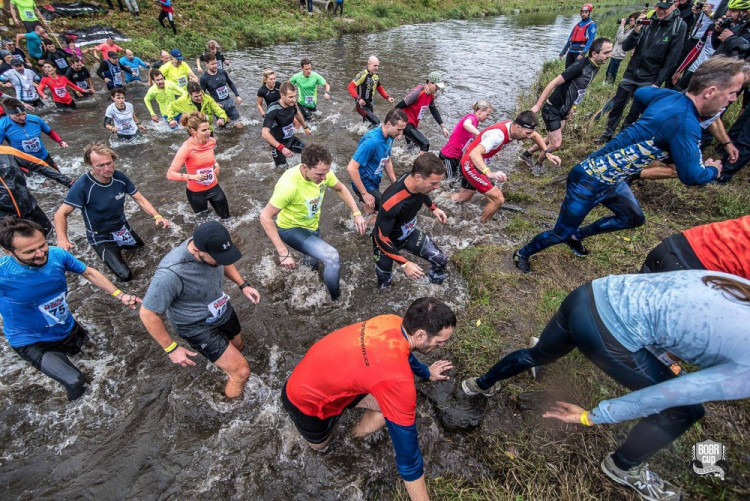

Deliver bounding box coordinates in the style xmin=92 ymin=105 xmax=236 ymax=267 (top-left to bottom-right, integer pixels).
xmin=656 ymin=1 xmax=675 ymax=7
xmin=193 ymin=221 xmax=242 ymax=265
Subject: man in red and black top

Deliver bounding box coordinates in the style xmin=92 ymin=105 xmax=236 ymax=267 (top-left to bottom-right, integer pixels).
xmin=281 ymin=297 xmax=455 ymax=501
xmin=395 ymin=71 xmax=449 ymax=154
xmin=348 ymin=55 xmax=395 ymax=128
xmin=372 ymin=153 xmax=448 ymax=289
xmin=641 ymin=215 xmax=749 ymax=279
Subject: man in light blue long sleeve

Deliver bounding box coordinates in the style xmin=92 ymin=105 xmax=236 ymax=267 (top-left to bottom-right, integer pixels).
xmin=560 ymin=3 xmax=598 ymax=67
xmin=119 ymin=49 xmax=150 ymax=83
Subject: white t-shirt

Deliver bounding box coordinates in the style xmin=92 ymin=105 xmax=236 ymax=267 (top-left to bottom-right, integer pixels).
xmin=105 ymin=102 xmax=137 ymax=136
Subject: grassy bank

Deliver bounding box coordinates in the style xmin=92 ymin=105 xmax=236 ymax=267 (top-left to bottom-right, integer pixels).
xmin=403 ymin=16 xmax=750 ymax=501
xmin=24 ymin=0 xmax=619 ymax=59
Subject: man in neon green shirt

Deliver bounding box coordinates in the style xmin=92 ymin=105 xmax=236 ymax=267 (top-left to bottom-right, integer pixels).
xmin=166 ymin=82 xmax=228 ymax=130
xmin=289 ymin=58 xmax=330 ymax=120
xmin=144 ymin=68 xmax=186 ymax=127
xmin=259 ymin=143 xmax=366 ymax=300
xmin=10 ymin=0 xmax=43 ymax=33
xmin=160 ymin=49 xmax=198 ymax=88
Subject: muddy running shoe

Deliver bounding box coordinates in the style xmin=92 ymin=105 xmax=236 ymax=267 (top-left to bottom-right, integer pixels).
xmin=513 ymin=250 xmax=532 ymax=273
xmin=461 ymin=377 xmax=502 ymax=397
xmin=518 ymin=151 xmax=534 ymax=167
xmin=565 ymin=237 xmax=588 ymax=257
xmin=601 ymin=454 xmax=682 ymax=501
xmin=532 ymin=162 xmax=545 ymax=177
xmin=529 ymin=336 xmax=540 ymax=379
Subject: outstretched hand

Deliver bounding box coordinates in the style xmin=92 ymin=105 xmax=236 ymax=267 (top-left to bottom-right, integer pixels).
xmin=428 ymin=360 xmax=453 ymax=381
xmin=543 ymin=400 xmax=587 ymax=424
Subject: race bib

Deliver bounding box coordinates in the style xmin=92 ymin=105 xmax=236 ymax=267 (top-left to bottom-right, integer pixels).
xmin=398 ymin=216 xmax=418 ymax=240
xmin=216 ymin=85 xmax=229 ymax=100
xmin=196 ymin=166 xmax=215 ymax=186
xmin=37 ymin=292 xmax=70 ymax=326
xmin=131 ymin=67 xmax=139 ymax=77
xmin=217 ymin=60 xmax=223 ymax=70
xmin=281 ymin=123 xmax=295 ymax=139
xmin=21 ymin=137 xmax=41 ymax=153
xmin=573 ymin=89 xmax=586 ymax=106
xmin=76 ymin=80 xmax=88 ymax=89
xmin=113 ymin=73 xmax=122 ymax=86
xmin=24 ymin=9 xmax=35 ymax=18
xmin=119 ymin=121 xmax=135 ymax=134
xmin=177 ymin=76 xmax=187 ymax=87
xmin=304 ymin=95 xmax=315 ymax=106
xmin=54 ymin=86 xmax=67 ymax=98
xmin=55 ymin=58 xmax=68 ymax=69
xmin=417 ymin=105 xmax=428 ymax=119
xmin=305 ymin=194 xmax=322 ymax=219
xmin=374 ymin=156 xmax=388 ymax=176
xmin=22 ymin=86 xmax=37 ymax=100
xmin=206 ymin=292 xmax=229 ymax=323
xmin=112 ymin=225 xmax=136 ymax=246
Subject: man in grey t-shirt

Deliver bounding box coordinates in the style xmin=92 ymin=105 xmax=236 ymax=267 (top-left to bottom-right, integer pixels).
xmin=139 ymin=221 xmax=261 ymax=399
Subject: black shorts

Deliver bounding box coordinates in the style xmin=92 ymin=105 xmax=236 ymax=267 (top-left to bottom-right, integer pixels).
xmin=14 ymin=320 xmax=88 ymax=368
xmin=352 ymin=185 xmax=383 ymax=210
xmin=281 ymin=381 xmax=367 ymax=444
xmin=298 ymin=105 xmax=316 ymax=120
xmin=271 ymin=136 xmax=306 ymax=166
xmin=541 ymin=103 xmax=564 ymax=133
xmin=179 ymin=308 xmax=242 ymax=363
xmin=403 ymin=123 xmax=430 ymax=152
xmin=438 ymin=152 xmax=460 ymax=180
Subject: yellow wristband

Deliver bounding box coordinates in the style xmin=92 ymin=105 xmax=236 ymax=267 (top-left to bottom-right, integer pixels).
xmin=112 ymin=288 xmax=123 ymax=297
xmin=580 ymin=410 xmax=593 ymax=426
xmin=164 ymin=341 xmax=178 ymax=354
xmin=401 ymin=262 xmax=408 ymax=269
xmin=154 ymin=214 xmax=163 ymax=219
xmin=352 ymin=211 xmax=362 ymax=217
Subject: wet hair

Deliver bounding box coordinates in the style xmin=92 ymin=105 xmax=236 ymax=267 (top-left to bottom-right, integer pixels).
xmin=514 ymin=110 xmax=539 ymax=129
xmin=0 ymin=216 xmax=43 ymax=252
xmin=203 ymin=52 xmax=217 ymax=63
xmin=110 ymin=88 xmax=125 ymax=98
xmin=280 ymin=81 xmax=295 ymax=95
xmin=83 ymin=143 xmax=118 ymax=165
xmin=402 ymin=297 xmax=457 ymax=338
xmin=180 ymin=111 xmax=209 ymax=132
xmin=383 ymin=108 xmax=408 ymax=125
xmin=187 ymin=82 xmax=202 ymax=95
xmin=261 ymin=69 xmax=276 ymax=85
xmin=301 ymin=143 xmax=333 ymax=167
xmin=41 ymin=61 xmax=54 ymax=69
xmin=688 ymin=55 xmax=746 ymax=94
xmin=471 ymin=100 xmax=493 ymax=113
xmin=589 ymin=37 xmax=612 ymax=55
xmin=702 ymin=275 xmax=750 ymax=303
xmin=300 ymin=58 xmax=311 ymax=67
xmin=411 ymin=152 xmax=446 ymax=177
xmin=3 ymin=98 xmax=25 ymax=112
xmin=149 ymin=68 xmax=163 ymax=81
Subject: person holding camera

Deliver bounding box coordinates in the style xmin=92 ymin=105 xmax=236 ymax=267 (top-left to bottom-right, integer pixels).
xmin=606 ymin=13 xmax=639 ymax=83
xmin=597 ymin=1 xmax=687 ymax=144
xmin=713 ymin=0 xmax=750 ymax=57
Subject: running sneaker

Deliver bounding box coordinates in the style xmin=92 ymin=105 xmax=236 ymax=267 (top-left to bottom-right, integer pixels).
xmin=601 ymin=454 xmax=682 ymax=501
xmin=565 ymin=237 xmax=588 ymax=257
xmin=529 ymin=336 xmax=540 ymax=379
xmin=513 ymin=250 xmax=532 ymax=273
xmin=461 ymin=377 xmax=502 ymax=397
xmin=532 ymin=162 xmax=545 ymax=177
xmin=518 ymin=151 xmax=534 ymax=168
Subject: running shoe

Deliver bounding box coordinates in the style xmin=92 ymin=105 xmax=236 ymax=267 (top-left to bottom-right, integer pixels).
xmin=461 ymin=377 xmax=501 ymax=397
xmin=529 ymin=336 xmax=540 ymax=379
xmin=601 ymin=454 xmax=682 ymax=501
xmin=565 ymin=237 xmax=588 ymax=257
xmin=532 ymin=162 xmax=545 ymax=177
xmin=517 ymin=151 xmax=534 ymax=168
xmin=513 ymin=250 xmax=532 ymax=273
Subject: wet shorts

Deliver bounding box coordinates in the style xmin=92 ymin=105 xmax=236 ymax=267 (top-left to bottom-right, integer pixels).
xmin=459 ymin=158 xmax=494 ymax=194
xmin=281 ymin=381 xmax=367 ymax=444
xmin=179 ymin=308 xmax=241 ymax=363
xmin=541 ymin=103 xmax=564 ymax=133
xmin=403 ymin=123 xmax=430 ymax=152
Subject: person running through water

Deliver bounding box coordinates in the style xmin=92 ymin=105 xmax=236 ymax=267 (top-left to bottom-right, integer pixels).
xmin=0 ymin=216 xmax=142 ymax=401
xmin=452 ymin=111 xmax=561 ymax=222
xmin=166 ymin=81 xmax=228 ymax=130
xmin=37 ymin=61 xmax=93 ymax=109
xmin=0 ymin=99 xmax=69 ymax=170
xmin=1 ymin=57 xmax=43 ymax=110
xmin=372 ymin=153 xmax=449 ymax=289
xmin=104 ymin=88 xmax=146 ymax=140
xmin=65 ymin=58 xmax=95 ymax=93
xmin=96 ymin=51 xmax=132 ymax=90
xmin=261 ymin=81 xmax=311 ymax=167
xmin=346 ymin=108 xmax=407 ymax=220
xmin=347 ymin=55 xmax=395 ymax=127
xmin=159 ymin=49 xmax=198 ymax=89
xmin=140 ymin=221 xmax=261 ymax=399
xmin=144 ymin=68 xmax=186 ymax=126
xmin=395 ymin=72 xmax=450 ymax=154
xmin=259 ymin=143 xmax=366 ymax=301
xmin=439 ymin=100 xmax=493 ymax=180
xmin=290 ymin=58 xmax=330 ymax=120
xmin=119 ymin=49 xmax=150 ymax=84
xmin=256 ymin=69 xmax=281 ymax=118
xmin=199 ymin=53 xmax=243 ymax=129
xmin=55 ymin=143 xmax=171 ymax=281
xmin=282 ymin=297 xmax=455 ymax=501
xmin=40 ymin=39 xmax=72 ymax=75
xmin=461 ymin=270 xmax=750 ymax=501
xmin=167 ymin=111 xmax=231 ymax=219
xmin=196 ymin=40 xmax=228 ymax=73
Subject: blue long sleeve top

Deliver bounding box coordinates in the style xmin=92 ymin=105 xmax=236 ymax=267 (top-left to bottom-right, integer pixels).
xmin=561 ymin=19 xmax=598 ymax=56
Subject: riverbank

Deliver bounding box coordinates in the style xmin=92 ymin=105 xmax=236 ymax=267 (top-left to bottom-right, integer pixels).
xmin=430 ymin=16 xmax=750 ymax=501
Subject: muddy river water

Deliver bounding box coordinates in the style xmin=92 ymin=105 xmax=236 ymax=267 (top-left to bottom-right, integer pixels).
xmin=1 ymin=11 xmax=602 ymax=499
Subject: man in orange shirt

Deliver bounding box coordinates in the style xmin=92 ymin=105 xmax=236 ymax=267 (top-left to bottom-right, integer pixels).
xmin=281 ymin=297 xmax=455 ymax=501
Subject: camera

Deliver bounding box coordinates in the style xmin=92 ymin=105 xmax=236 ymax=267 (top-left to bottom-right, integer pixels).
xmin=636 ymin=18 xmax=652 ymax=25
xmin=695 ymin=2 xmax=705 ymax=9
xmin=716 ymin=17 xmax=732 ymax=29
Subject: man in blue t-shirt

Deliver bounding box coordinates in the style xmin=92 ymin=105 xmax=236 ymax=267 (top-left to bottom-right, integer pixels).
xmin=15 ymin=25 xmax=46 ymax=62
xmin=119 ymin=49 xmax=150 ymax=83
xmin=54 ymin=143 xmax=171 ymax=282
xmin=346 ymin=108 xmax=407 ymax=218
xmin=0 ymin=103 xmax=69 ymax=170
xmin=0 ymin=216 xmax=142 ymax=400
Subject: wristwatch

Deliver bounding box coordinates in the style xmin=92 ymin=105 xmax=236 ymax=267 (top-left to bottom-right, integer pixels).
xmin=238 ymin=281 xmax=251 ymax=290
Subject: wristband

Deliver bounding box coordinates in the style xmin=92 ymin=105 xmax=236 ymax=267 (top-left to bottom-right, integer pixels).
xmin=722 ymin=141 xmax=733 ymax=146
xmin=276 ymin=144 xmax=285 ymax=152
xmin=164 ymin=341 xmax=178 ymax=354
xmin=401 ymin=262 xmax=408 ymax=269
xmin=352 ymin=211 xmax=362 ymax=217
xmin=154 ymin=214 xmax=163 ymax=219
xmin=112 ymin=288 xmax=123 ymax=297
xmin=238 ymin=281 xmax=251 ymax=290
xmin=544 ymin=149 xmax=552 ymax=154
xmin=580 ymin=410 xmax=593 ymax=426
xmin=304 ymin=126 xmax=310 ymax=130
xmin=428 ymin=203 xmax=437 ymax=211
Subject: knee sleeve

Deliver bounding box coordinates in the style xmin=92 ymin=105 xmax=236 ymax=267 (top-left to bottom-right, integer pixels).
xmin=39 ymin=351 xmax=87 ymax=401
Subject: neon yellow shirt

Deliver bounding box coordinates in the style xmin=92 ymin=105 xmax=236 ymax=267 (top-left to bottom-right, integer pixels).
xmin=270 ymin=165 xmax=339 ymax=230
xmin=144 ymin=80 xmax=186 ymax=116
xmin=159 ymin=61 xmax=192 ymax=88
xmin=12 ymin=0 xmax=38 ymax=22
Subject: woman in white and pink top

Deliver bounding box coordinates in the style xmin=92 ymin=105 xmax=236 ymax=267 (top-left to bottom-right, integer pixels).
xmin=439 ymin=100 xmax=492 ymax=180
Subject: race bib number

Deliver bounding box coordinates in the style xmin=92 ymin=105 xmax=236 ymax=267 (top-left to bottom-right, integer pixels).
xmin=217 ymin=60 xmax=223 ymax=70
xmin=21 ymin=137 xmax=41 ymax=153
xmin=304 ymin=95 xmax=315 ymax=106
xmin=113 ymin=73 xmax=122 ymax=86
xmin=282 ymin=123 xmax=295 ymax=139
xmin=196 ymin=167 xmax=215 ymax=186
xmin=573 ymin=89 xmax=586 ymax=106
xmin=112 ymin=225 xmax=136 ymax=246
xmin=22 ymin=86 xmax=38 ymax=100
xmin=37 ymin=292 xmax=70 ymax=326
xmin=131 ymin=67 xmax=139 ymax=77
xmin=206 ymin=292 xmax=230 ymax=323
xmin=55 ymin=58 xmax=68 ymax=69
xmin=305 ymin=194 xmax=322 ymax=219
xmin=417 ymin=105 xmax=428 ymax=119
xmin=216 ymin=85 xmax=229 ymax=100
xmin=119 ymin=121 xmax=135 ymax=134
xmin=24 ymin=9 xmax=35 ymax=18
xmin=374 ymin=156 xmax=389 ymax=176
xmin=77 ymin=80 xmax=88 ymax=89
xmin=54 ymin=86 xmax=67 ymax=98
xmin=177 ymin=76 xmax=187 ymax=87
xmin=398 ymin=216 xmax=418 ymax=240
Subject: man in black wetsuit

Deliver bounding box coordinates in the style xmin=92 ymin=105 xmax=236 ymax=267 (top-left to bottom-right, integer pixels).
xmin=372 ymin=152 xmax=448 ymax=289
xmin=199 ymin=53 xmax=243 ymax=129
xmin=261 ymin=81 xmax=311 ymax=167
xmin=347 ymin=56 xmax=395 ymax=127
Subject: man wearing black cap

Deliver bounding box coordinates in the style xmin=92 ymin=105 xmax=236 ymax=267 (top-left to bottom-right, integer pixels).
xmin=451 ymin=111 xmax=561 ymax=222
xmin=139 ymin=221 xmax=261 ymax=399
xmin=96 ymin=50 xmax=132 ymax=90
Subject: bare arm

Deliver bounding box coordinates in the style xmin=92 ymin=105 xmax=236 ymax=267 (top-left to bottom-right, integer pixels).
xmin=384 ymin=158 xmax=396 ymax=183
xmin=80 ymin=266 xmax=141 ymax=308
xmin=533 ymin=75 xmax=565 ymax=112
xmin=53 ymin=203 xmax=75 ymax=249
xmin=131 ymin=191 xmax=170 ymax=228
xmin=261 ymin=127 xmax=282 ymax=149
xmin=530 ymin=131 xmax=561 ymax=166
xmin=259 ymin=203 xmax=295 ymax=268
xmin=10 ymin=3 xmax=20 ymax=24
xmin=346 ymin=159 xmax=368 ymax=199
xmin=331 ymin=181 xmax=367 ymax=235
xmin=223 ymin=264 xmax=261 ymax=303
xmin=461 ymin=117 xmax=480 ymax=136
xmin=256 ymin=96 xmax=265 ymax=117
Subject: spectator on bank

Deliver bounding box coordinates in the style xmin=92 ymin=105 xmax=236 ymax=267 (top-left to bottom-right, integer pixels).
xmin=606 ymin=13 xmax=638 ymax=83
xmin=560 ymin=4 xmax=598 ymax=68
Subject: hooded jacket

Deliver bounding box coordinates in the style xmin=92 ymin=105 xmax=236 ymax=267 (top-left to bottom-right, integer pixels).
xmin=621 ymin=11 xmax=687 ymax=86
xmin=0 ymin=146 xmax=71 ymax=217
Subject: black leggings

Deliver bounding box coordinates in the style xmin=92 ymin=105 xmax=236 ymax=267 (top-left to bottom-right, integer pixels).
xmin=158 ymin=10 xmax=177 ymax=34
xmin=91 ymin=226 xmax=145 ymax=282
xmin=372 ymin=228 xmax=447 ymax=288
xmin=333 ymin=0 xmax=343 ymax=16
xmin=355 ymin=102 xmax=379 ymax=127
xmin=476 ymin=284 xmax=705 ymax=469
xmin=14 ymin=321 xmax=89 ymax=401
xmin=186 ymin=184 xmax=231 ymax=219
xmin=640 ymin=233 xmax=704 ymax=273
